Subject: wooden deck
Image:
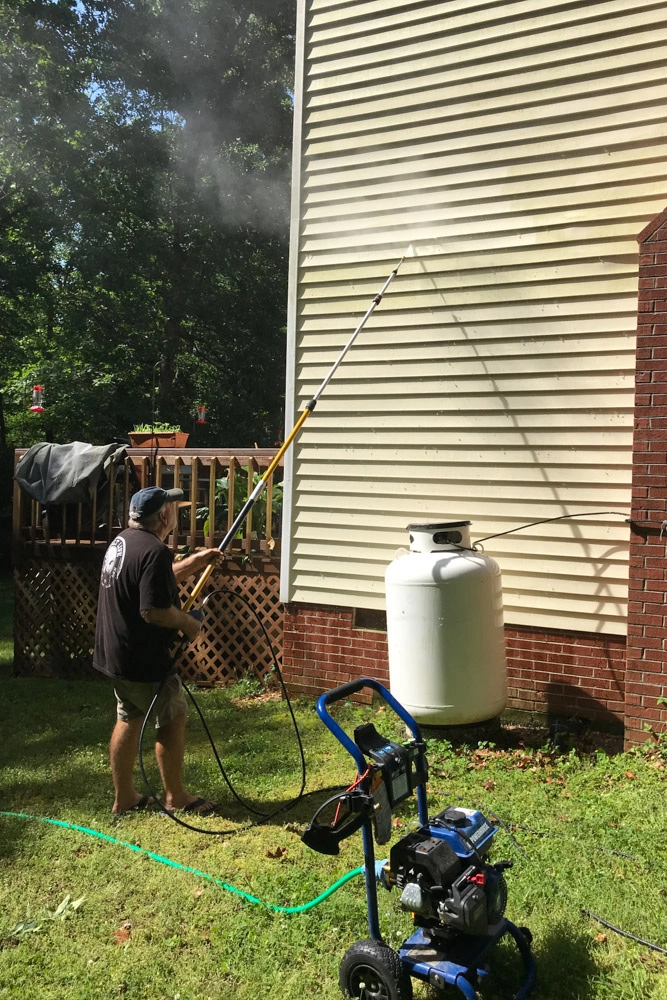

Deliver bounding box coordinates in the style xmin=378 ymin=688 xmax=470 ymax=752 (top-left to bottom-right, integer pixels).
xmin=12 ymin=447 xmax=283 ymax=684
xmin=13 ymin=446 xmax=283 ymax=556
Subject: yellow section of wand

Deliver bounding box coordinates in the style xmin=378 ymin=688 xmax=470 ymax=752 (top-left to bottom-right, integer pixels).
xmin=182 ymin=407 xmax=311 ymax=611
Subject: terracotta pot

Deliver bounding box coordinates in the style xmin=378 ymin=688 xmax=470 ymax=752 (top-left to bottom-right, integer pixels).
xmin=128 ymin=431 xmax=190 ymax=449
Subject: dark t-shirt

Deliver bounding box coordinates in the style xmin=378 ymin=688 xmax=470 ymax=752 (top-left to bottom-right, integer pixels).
xmin=93 ymin=527 xmax=179 ymax=683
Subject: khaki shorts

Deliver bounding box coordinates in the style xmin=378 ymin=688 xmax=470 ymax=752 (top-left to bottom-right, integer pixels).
xmin=113 ymin=674 xmax=187 ymax=728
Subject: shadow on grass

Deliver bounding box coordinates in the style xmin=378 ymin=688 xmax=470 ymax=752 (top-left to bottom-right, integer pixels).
xmin=479 ymin=921 xmax=599 ymax=1000
xmin=0 ymin=668 xmax=334 ymax=859
xmin=531 ymin=921 xmax=600 ymax=1000
xmin=421 ymin=716 xmax=624 ymax=757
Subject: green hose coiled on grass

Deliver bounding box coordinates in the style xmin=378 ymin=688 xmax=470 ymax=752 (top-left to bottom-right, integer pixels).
xmin=0 ymin=811 xmax=363 ymax=914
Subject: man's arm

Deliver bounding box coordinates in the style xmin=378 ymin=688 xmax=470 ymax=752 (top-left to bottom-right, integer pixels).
xmin=141 ymin=605 xmax=201 ymax=641
xmin=173 ymin=547 xmax=224 ymax=583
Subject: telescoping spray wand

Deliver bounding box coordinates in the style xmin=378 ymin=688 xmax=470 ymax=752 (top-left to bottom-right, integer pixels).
xmin=183 ymin=254 xmax=407 ymax=611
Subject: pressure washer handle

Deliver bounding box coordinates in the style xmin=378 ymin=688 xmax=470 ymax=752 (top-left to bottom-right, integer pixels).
xmin=317 ymin=678 xmax=424 ymax=772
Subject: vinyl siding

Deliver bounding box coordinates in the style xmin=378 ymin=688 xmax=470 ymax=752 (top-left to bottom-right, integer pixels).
xmin=282 ymin=0 xmax=667 ymax=633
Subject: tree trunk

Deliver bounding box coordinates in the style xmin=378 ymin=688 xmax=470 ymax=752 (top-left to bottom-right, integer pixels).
xmin=0 ymin=392 xmax=6 ymax=450
xmin=158 ymin=220 xmax=187 ymax=413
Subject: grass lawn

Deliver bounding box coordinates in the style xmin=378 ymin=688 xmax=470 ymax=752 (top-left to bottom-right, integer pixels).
xmin=2 ymin=571 xmax=667 ymax=999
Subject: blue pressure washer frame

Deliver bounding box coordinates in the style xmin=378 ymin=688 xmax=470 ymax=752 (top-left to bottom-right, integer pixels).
xmin=316 ymin=677 xmax=536 ymax=999
xmin=317 ymin=676 xmax=429 ymax=940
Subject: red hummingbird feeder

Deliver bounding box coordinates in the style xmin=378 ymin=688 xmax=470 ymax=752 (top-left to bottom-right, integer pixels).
xmin=30 ymin=385 xmax=44 ymax=413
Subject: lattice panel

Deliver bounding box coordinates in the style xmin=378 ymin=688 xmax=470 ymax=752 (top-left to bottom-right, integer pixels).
xmin=13 ymin=556 xmax=283 ymax=686
xmin=176 ymin=565 xmax=283 ymax=687
xmin=14 ymin=557 xmax=100 ymax=678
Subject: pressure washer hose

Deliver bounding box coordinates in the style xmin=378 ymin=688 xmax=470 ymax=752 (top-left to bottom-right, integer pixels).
xmin=0 ymin=811 xmax=363 ymax=914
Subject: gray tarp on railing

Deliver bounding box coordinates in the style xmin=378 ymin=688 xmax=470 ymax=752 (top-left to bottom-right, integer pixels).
xmin=14 ymin=441 xmax=126 ymax=504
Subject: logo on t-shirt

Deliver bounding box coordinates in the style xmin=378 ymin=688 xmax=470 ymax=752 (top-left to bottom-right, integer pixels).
xmin=101 ymin=536 xmax=126 ymax=588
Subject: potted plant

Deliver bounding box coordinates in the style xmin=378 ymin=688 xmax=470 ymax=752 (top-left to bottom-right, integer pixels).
xmin=128 ymin=422 xmax=190 ymax=449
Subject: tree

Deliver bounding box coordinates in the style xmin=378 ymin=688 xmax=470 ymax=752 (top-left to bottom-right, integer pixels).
xmin=0 ymin=0 xmax=294 ymax=452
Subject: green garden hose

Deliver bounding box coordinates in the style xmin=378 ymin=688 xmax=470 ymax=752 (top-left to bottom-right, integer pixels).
xmin=0 ymin=811 xmax=363 ymax=914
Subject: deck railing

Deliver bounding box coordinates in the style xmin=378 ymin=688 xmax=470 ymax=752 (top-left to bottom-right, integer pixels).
xmin=12 ymin=447 xmax=284 ymax=683
xmin=12 ymin=447 xmax=283 ymax=558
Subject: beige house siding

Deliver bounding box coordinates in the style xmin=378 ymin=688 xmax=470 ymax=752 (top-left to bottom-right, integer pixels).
xmin=281 ymin=0 xmax=667 ymax=633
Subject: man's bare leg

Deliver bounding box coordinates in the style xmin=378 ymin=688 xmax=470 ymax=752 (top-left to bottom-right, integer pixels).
xmin=110 ymin=717 xmax=147 ymax=813
xmin=155 ymin=712 xmax=215 ymax=813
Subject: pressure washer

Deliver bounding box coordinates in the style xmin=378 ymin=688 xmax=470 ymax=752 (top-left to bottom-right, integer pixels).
xmin=302 ymin=678 xmax=536 ymax=1000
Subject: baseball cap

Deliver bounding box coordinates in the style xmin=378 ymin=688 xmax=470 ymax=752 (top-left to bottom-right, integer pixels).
xmin=129 ymin=486 xmax=184 ymax=521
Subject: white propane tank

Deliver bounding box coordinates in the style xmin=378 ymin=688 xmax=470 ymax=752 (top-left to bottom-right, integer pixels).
xmin=385 ymin=521 xmax=507 ymax=726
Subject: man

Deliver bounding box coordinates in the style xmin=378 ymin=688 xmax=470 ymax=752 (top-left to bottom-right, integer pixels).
xmin=94 ymin=485 xmax=222 ymax=815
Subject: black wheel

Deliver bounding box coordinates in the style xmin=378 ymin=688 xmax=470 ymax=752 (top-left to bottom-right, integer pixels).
xmin=339 ymin=938 xmax=413 ymax=1000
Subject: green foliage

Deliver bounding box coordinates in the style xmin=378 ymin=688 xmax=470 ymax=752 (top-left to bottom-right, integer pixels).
xmin=131 ymin=421 xmax=182 ymax=433
xmin=227 ymin=674 xmax=266 ymax=698
xmin=0 ymin=0 xmax=294 ymax=458
xmin=199 ymin=470 xmax=283 ymax=539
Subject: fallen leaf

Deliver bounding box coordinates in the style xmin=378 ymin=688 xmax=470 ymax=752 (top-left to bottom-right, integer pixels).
xmin=266 ymin=846 xmax=288 ymax=859
xmin=114 ymin=926 xmax=131 ymax=945
xmin=625 ymin=770 xmax=636 ymax=780
xmin=392 ymin=818 xmax=404 ymax=828
xmin=193 ymin=888 xmax=204 ymax=899
xmin=483 ymin=779 xmax=496 ymax=791
xmin=594 ymin=933 xmax=608 ymax=944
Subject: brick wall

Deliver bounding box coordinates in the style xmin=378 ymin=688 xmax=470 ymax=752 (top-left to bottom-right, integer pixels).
xmin=625 ymin=206 xmax=667 ymax=744
xmin=505 ymin=626 xmax=625 ymax=725
xmin=282 ymin=604 xmax=626 ymax=725
xmin=282 ymin=605 xmax=389 ymax=701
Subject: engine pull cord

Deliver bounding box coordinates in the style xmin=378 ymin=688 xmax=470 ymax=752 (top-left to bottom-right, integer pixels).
xmin=483 ymin=807 xmax=667 ymax=955
xmin=472 ymin=511 xmax=631 ymax=550
xmin=0 ymin=812 xmax=363 ymax=914
xmin=138 ymin=586 xmax=308 ymax=837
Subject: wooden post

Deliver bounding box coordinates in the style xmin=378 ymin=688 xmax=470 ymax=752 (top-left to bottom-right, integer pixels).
xmin=207 ymin=458 xmax=218 ymax=548
xmin=264 ymin=468 xmax=274 ymax=551
xmin=189 ymin=456 xmax=200 ymax=547
xmin=227 ymin=459 xmax=237 ymax=546
xmin=243 ymin=458 xmax=258 ymax=556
